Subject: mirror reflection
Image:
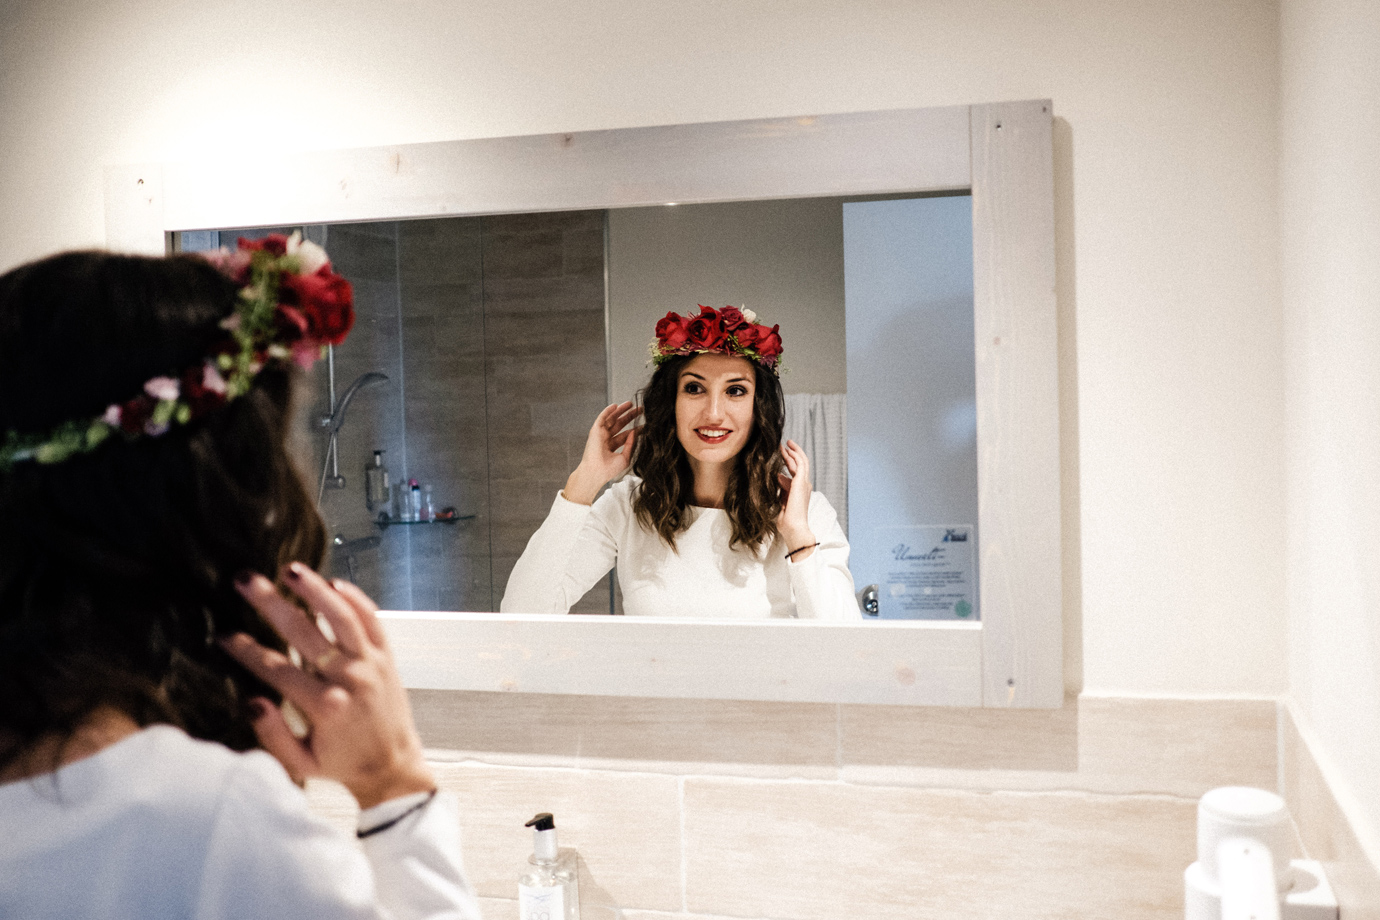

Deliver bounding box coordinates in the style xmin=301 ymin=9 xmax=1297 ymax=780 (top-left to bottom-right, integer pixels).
xmin=181 ymin=192 xmax=978 ymax=620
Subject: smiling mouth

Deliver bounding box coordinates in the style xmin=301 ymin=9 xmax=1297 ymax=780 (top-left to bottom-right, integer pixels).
xmin=695 ymin=428 xmax=732 ymax=443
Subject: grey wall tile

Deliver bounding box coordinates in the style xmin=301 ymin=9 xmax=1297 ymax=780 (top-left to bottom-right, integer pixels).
xmin=482 ymin=228 xmax=564 ymax=280
xmin=399 ymin=217 xmax=482 ymax=285
xmin=310 ymin=211 xmax=607 ymax=613
xmin=328 ymin=224 xmax=400 ymax=282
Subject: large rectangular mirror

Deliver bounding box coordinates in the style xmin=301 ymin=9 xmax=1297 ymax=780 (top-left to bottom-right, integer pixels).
xmin=178 ymin=190 xmax=981 ymax=623
xmin=106 ymin=101 xmax=1061 ymax=707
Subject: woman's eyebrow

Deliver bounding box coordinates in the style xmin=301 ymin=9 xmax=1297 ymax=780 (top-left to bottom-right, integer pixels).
xmin=680 ymin=371 xmax=706 ymax=381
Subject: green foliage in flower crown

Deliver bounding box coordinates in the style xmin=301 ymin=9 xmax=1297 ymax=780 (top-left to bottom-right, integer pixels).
xmin=0 ymin=233 xmax=355 ymax=473
xmin=0 ymin=419 xmax=114 ymax=471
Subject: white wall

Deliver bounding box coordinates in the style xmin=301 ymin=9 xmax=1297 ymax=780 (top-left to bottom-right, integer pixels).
xmin=0 ymin=0 xmax=1286 ymax=696
xmin=1280 ymin=0 xmax=1380 ymax=866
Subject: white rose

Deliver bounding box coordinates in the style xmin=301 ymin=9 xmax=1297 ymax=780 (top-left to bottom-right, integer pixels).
xmin=143 ymin=376 xmax=180 ymax=402
xmin=287 ymin=232 xmax=331 ymax=275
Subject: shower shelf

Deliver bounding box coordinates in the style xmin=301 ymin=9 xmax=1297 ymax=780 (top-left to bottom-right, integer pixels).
xmin=374 ymin=512 xmax=476 ymax=530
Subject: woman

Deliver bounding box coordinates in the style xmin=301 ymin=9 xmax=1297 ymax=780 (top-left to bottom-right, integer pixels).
xmin=0 ymin=242 xmax=479 ymax=919
xmin=501 ymin=305 xmax=858 ymax=620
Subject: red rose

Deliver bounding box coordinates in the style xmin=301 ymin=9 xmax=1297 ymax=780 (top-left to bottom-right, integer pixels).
xmin=655 ymin=311 xmax=690 ymax=350
xmin=734 ymin=323 xmax=762 ymax=349
xmin=719 ymin=307 xmax=749 ymax=332
xmin=238 ymin=234 xmax=289 ymax=257
xmin=754 ymin=324 xmax=783 ymax=360
xmin=279 ymin=267 xmax=355 ymax=345
xmin=180 ymin=366 xmax=227 ymax=416
xmin=118 ymin=395 xmax=155 ymax=435
xmin=684 ymin=310 xmax=726 ymax=351
xmin=274 ymin=304 xmax=310 ymax=343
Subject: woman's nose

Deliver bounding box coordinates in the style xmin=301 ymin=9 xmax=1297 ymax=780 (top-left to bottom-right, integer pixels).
xmin=704 ymin=393 xmax=726 ymax=422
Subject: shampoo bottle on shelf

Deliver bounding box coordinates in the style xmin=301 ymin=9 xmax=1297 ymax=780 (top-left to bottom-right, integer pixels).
xmin=408 ymin=478 xmax=421 ymax=522
xmin=365 ymin=450 xmax=391 ymax=512
xmin=518 ymin=813 xmax=579 ymax=920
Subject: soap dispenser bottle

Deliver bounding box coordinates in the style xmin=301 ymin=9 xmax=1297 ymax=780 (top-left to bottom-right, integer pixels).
xmin=518 ymin=813 xmax=579 ymax=920
xmin=365 ymin=450 xmax=391 ymax=512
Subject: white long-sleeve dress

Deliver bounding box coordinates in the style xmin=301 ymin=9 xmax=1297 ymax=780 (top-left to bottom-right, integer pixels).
xmin=0 ymin=725 xmax=480 ymax=920
xmin=500 ymin=477 xmax=860 ymax=620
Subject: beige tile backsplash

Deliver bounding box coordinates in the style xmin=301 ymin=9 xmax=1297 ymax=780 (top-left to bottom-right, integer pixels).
xmin=841 ymin=696 xmax=1278 ymax=796
xmin=409 ymin=689 xmax=839 ymax=779
xmin=301 ymin=692 xmax=1308 ymax=919
xmin=684 ymin=779 xmax=1195 ymax=920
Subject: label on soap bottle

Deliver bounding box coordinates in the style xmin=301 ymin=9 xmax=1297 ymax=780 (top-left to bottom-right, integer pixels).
xmin=518 ymin=885 xmax=565 ymax=920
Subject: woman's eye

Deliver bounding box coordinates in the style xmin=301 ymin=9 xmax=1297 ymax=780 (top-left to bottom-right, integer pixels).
xmin=682 ymin=382 xmax=703 ymax=394
xmin=728 ymin=385 xmax=748 ymax=397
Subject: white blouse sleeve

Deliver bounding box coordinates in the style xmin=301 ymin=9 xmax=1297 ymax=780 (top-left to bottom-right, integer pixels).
xmin=785 ymin=492 xmax=861 ymax=621
xmin=193 ymin=752 xmax=480 ymax=920
xmin=499 ymin=486 xmax=624 ymax=614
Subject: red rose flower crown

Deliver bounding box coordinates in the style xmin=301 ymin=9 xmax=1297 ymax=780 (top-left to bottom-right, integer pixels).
xmin=651 ymin=305 xmax=784 ymax=374
xmin=0 ymin=232 xmax=355 ymax=470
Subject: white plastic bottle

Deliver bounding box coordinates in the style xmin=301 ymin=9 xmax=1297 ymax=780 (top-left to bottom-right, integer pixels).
xmin=518 ymin=813 xmax=579 ymax=920
xmin=408 ymin=478 xmax=421 ymax=522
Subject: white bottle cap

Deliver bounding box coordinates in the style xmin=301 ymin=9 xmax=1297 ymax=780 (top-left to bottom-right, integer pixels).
xmin=526 ymin=813 xmax=559 ymax=862
xmin=1197 ymin=786 xmax=1292 ymax=890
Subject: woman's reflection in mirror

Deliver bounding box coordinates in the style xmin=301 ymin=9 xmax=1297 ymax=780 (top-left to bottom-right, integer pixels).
xmin=501 ymin=306 xmax=858 ymax=619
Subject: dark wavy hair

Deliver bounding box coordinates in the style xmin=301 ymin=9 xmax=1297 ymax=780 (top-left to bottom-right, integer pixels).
xmin=630 ymin=354 xmax=785 ymax=551
xmin=0 ymin=250 xmax=325 ymax=776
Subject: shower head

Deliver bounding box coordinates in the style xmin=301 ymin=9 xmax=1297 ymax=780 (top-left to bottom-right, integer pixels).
xmin=322 ymin=371 xmax=388 ymax=432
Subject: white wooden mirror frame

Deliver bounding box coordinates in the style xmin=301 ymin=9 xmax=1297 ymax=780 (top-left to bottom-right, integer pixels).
xmin=105 ymin=99 xmax=1060 ymax=708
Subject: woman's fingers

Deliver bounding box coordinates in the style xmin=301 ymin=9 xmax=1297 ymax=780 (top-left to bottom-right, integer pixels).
xmin=234 ymin=572 xmax=335 ymax=663
xmin=248 ymin=697 xmax=320 ymax=782
xmin=280 ymin=563 xmax=370 ymax=657
xmin=587 ymin=404 xmax=622 ymax=450
xmin=331 ymin=578 xmax=388 ymax=649
xmin=220 ymin=633 xmax=329 ymax=718
xmin=781 ymin=441 xmax=807 ymax=479
xmin=229 ymin=568 xmax=432 ymax=809
xmin=603 ymin=403 xmax=641 ymax=443
xmin=598 ymin=401 xmax=637 ymax=433
xmin=586 ymin=402 xmax=641 ymax=469
xmin=780 ymin=444 xmax=796 ymax=475
xmin=783 ymin=440 xmax=811 ymax=489
xmin=595 ymin=401 xmax=625 ymax=425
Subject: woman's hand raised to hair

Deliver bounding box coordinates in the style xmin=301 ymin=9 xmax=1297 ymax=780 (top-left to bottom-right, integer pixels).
xmin=563 ymin=401 xmax=642 ymax=506
xmin=777 ymin=440 xmax=818 ymax=563
xmin=221 ymin=564 xmax=435 ymax=810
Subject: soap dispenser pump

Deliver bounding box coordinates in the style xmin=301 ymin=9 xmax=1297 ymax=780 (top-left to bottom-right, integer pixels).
xmin=365 ymin=450 xmax=391 ymax=512
xmin=518 ymin=813 xmax=579 ymax=920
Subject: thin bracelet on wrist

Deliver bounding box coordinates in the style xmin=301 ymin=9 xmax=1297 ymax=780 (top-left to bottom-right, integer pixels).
xmin=785 ymin=541 xmax=820 ymax=560
xmin=356 ymin=788 xmax=438 ymax=839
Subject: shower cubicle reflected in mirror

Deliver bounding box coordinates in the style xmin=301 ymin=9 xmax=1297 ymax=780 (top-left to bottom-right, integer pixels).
xmin=181 ymin=215 xmax=612 ymax=614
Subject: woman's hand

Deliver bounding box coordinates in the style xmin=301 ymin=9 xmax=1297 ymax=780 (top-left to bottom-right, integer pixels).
xmin=564 ymin=401 xmax=642 ymax=505
xmin=221 ymin=563 xmax=435 ymax=810
xmin=777 ymin=440 xmax=817 ymax=562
